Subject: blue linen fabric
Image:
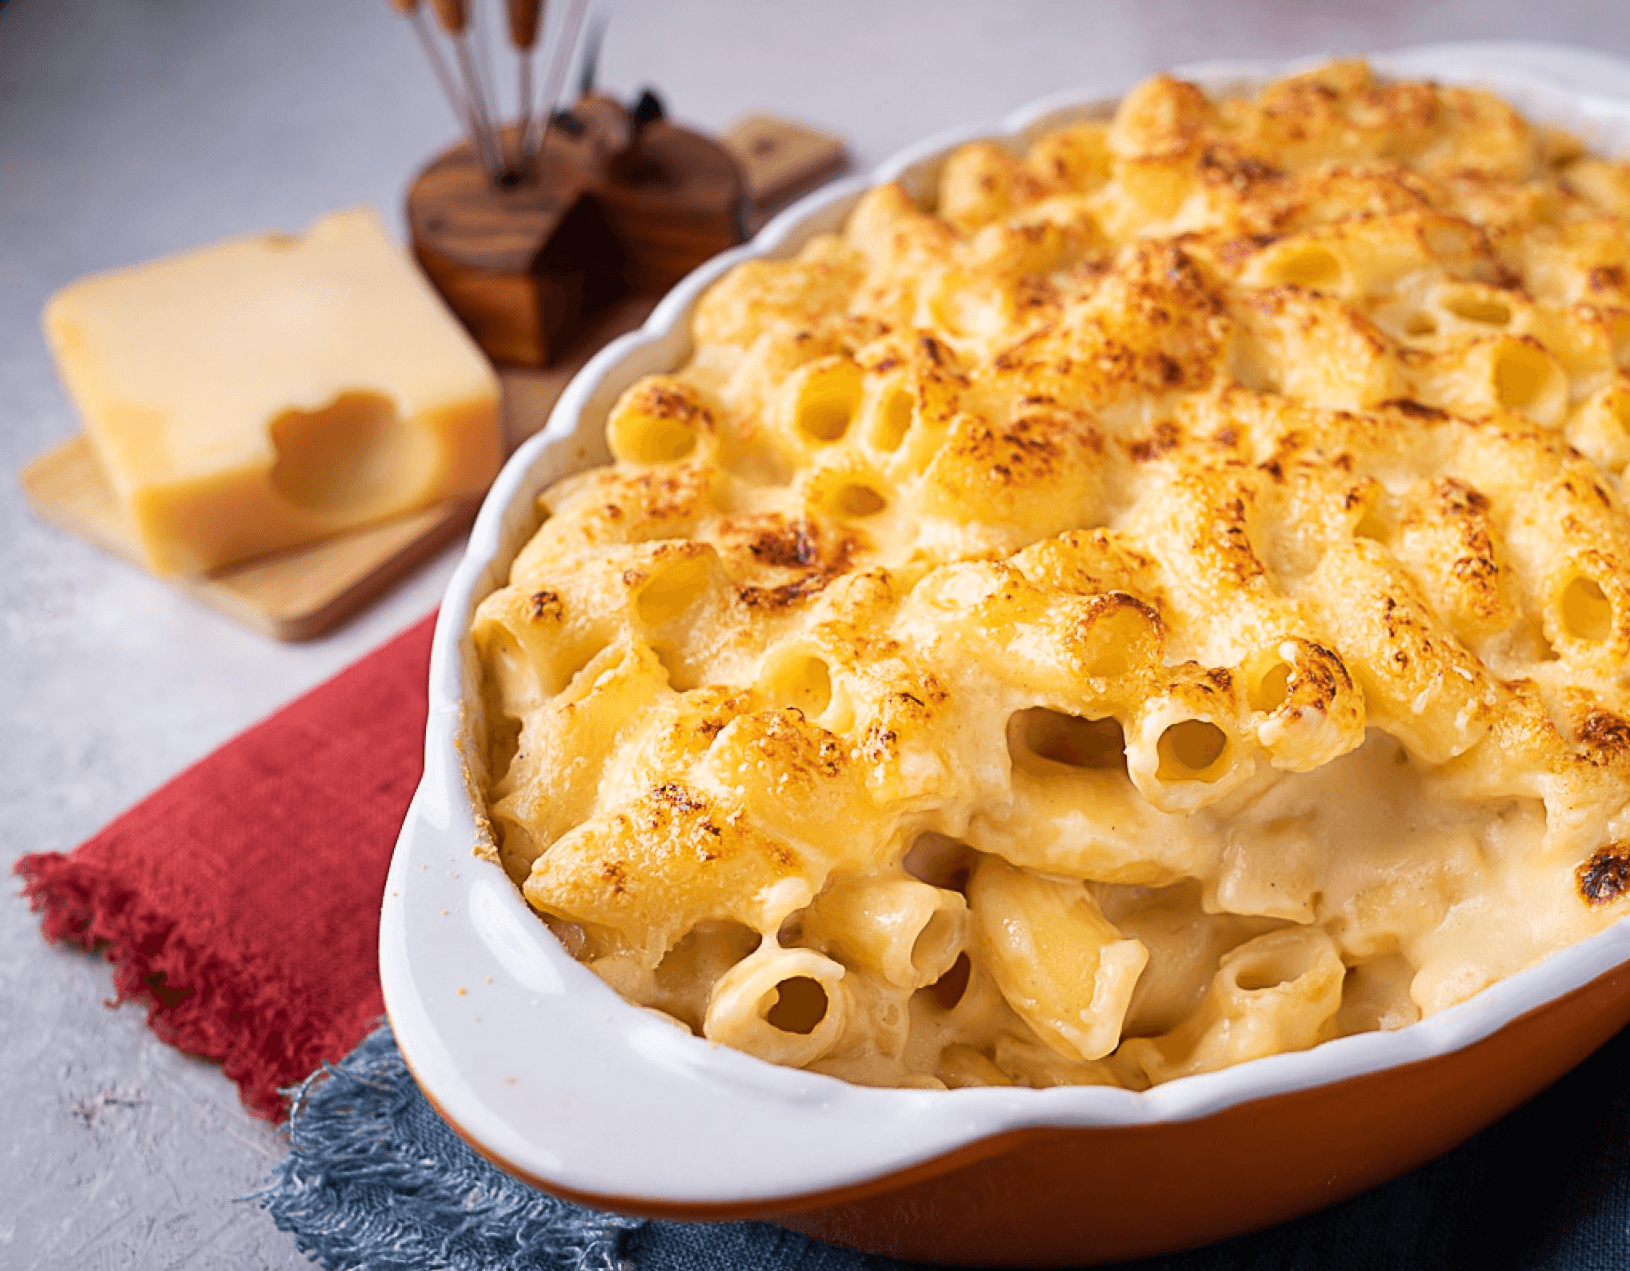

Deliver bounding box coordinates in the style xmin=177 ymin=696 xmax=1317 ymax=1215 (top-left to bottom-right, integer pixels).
xmin=257 ymin=1020 xmax=1630 ymax=1271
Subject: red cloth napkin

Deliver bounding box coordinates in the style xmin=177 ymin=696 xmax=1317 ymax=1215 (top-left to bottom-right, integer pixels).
xmin=13 ymin=613 xmax=434 ymax=1120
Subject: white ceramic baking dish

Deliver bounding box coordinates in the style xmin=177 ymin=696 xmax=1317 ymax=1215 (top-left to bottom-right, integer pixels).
xmin=380 ymin=43 xmax=1630 ymax=1265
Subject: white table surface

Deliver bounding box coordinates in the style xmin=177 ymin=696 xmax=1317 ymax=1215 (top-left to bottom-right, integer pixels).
xmin=6 ymin=2 xmax=1630 ymax=1267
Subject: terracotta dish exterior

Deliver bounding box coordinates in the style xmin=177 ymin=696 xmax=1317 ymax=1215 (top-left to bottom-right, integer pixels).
xmin=381 ymin=44 xmax=1630 ymax=1266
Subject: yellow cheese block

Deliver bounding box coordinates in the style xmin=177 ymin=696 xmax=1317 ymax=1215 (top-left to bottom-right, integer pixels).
xmin=43 ymin=207 xmax=502 ymax=576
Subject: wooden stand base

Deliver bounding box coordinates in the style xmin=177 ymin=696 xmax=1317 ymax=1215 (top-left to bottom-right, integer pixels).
xmin=408 ymin=102 xmax=745 ymax=369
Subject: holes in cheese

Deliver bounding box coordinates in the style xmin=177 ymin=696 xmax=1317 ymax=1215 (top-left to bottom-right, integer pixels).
xmin=765 ymin=977 xmax=829 ymax=1034
xmin=795 ymin=361 xmax=863 ymax=443
xmin=872 ymin=386 xmax=916 ymax=452
xmin=634 ymin=552 xmax=713 ymax=627
xmin=269 ymin=391 xmax=426 ymax=514
xmin=1156 ymin=719 xmax=1230 ymax=782
xmin=1011 ymin=707 xmax=1127 ymax=771
xmin=1560 ymin=573 xmax=1613 ymax=643
xmin=1492 ymin=338 xmax=1564 ymax=417
xmin=44 ymin=208 xmax=502 ymax=575
xmin=1441 ymin=289 xmax=1513 ymax=326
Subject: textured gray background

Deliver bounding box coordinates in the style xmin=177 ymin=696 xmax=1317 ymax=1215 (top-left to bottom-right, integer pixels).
xmin=7 ymin=2 xmax=1630 ymax=1267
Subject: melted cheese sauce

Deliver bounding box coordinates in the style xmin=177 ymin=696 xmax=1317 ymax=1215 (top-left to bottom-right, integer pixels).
xmin=473 ymin=62 xmax=1630 ymax=1089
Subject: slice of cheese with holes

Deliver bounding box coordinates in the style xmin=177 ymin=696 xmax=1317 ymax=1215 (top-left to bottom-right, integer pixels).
xmin=43 ymin=206 xmax=501 ymax=575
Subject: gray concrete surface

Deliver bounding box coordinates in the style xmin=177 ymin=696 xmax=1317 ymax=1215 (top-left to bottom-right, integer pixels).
xmin=6 ymin=2 xmax=1630 ymax=1267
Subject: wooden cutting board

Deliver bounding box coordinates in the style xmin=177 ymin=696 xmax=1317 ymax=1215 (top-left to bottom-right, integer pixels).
xmin=20 ymin=114 xmax=845 ymax=642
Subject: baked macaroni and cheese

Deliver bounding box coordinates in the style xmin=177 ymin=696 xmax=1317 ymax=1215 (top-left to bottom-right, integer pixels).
xmin=471 ymin=62 xmax=1630 ymax=1090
